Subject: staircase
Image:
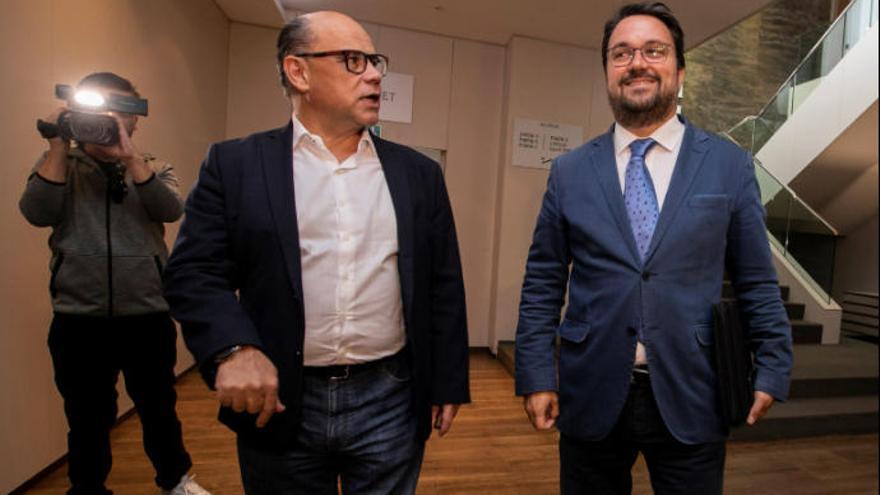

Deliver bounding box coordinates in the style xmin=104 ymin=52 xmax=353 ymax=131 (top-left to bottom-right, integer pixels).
xmin=722 ymin=281 xmax=822 ymax=344
xmin=732 ymin=337 xmax=878 ymax=441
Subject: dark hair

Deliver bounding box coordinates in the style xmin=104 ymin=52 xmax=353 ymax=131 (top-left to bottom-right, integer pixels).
xmin=276 ymin=16 xmax=314 ymax=96
xmin=76 ymin=72 xmax=140 ymax=97
xmin=601 ymin=2 xmax=685 ymax=72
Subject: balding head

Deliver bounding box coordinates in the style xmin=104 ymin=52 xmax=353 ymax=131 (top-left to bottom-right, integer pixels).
xmin=276 ymin=11 xmax=375 ymax=97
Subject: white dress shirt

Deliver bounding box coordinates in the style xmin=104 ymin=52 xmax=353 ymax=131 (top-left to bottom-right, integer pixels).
xmin=291 ymin=115 xmax=405 ymax=366
xmin=613 ymin=115 xmax=686 ymax=365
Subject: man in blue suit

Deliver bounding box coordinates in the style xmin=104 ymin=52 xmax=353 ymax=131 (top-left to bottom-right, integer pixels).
xmin=515 ymin=3 xmax=793 ymax=494
xmin=164 ymin=11 xmax=469 ymax=494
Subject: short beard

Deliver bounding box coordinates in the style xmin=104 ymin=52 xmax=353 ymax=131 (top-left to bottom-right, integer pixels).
xmin=608 ymin=69 xmax=677 ymax=129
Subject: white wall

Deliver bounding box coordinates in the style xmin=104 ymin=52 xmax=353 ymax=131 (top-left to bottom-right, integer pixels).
xmin=0 ymin=1 xmax=229 ymax=491
xmin=487 ymin=36 xmax=614 ymax=349
xmin=834 ymin=214 xmax=880 ymax=299
xmin=819 ymin=162 xmax=879 ymax=234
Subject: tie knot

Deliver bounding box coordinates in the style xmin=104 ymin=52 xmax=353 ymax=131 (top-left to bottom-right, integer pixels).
xmin=630 ymin=138 xmax=656 ymax=160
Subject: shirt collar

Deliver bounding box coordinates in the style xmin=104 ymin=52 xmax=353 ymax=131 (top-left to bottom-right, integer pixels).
xmin=613 ymin=114 xmax=685 ymax=157
xmin=291 ymin=113 xmax=375 ymax=156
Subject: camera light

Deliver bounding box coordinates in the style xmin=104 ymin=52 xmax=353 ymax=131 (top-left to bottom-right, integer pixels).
xmin=73 ymin=90 xmax=105 ymax=108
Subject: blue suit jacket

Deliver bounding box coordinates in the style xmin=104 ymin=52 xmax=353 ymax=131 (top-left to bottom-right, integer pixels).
xmin=163 ymin=123 xmax=470 ymax=447
xmin=515 ymin=118 xmax=793 ymax=444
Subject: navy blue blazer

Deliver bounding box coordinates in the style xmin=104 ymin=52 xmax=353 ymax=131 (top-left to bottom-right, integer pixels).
xmin=164 ymin=122 xmax=470 ymax=446
xmin=514 ymin=118 xmax=793 ymax=444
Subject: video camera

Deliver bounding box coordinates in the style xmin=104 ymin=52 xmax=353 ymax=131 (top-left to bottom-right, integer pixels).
xmin=36 ymin=84 xmax=148 ymax=146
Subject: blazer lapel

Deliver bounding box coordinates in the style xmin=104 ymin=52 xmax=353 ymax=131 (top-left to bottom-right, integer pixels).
xmin=260 ymin=121 xmax=303 ymax=297
xmin=372 ymin=135 xmax=415 ymax=326
xmin=590 ymin=131 xmax=642 ymax=267
xmin=643 ymin=121 xmax=710 ymax=264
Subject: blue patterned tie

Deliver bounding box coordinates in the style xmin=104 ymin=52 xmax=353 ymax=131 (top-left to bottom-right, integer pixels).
xmin=625 ymin=138 xmax=659 ymax=261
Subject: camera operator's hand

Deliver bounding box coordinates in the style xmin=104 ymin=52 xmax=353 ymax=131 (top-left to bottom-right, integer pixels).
xmin=35 ymin=107 xmax=71 ymax=183
xmin=86 ymin=113 xmax=153 ymax=183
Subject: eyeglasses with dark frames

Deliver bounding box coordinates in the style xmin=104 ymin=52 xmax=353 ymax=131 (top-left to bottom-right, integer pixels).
xmin=608 ymin=42 xmax=672 ymax=67
xmin=294 ymin=50 xmax=389 ymax=76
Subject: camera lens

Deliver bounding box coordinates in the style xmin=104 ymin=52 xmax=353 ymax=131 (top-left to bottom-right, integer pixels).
xmin=58 ymin=112 xmax=119 ymax=145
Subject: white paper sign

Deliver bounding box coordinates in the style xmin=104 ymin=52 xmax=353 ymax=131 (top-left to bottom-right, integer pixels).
xmin=379 ymin=72 xmax=414 ymax=124
xmin=512 ymin=118 xmax=584 ymax=169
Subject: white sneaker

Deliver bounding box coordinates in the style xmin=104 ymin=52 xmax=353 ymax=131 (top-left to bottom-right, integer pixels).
xmin=161 ymin=474 xmax=212 ymax=495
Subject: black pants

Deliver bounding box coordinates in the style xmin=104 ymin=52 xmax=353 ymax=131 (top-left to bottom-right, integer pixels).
xmin=48 ymin=312 xmax=192 ymax=495
xmin=560 ymin=373 xmax=726 ymax=495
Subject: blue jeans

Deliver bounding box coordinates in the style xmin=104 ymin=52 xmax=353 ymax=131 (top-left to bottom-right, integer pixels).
xmin=237 ymin=353 xmax=424 ymax=495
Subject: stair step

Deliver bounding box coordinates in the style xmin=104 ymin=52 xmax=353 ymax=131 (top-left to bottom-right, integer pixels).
xmin=722 ymin=282 xmax=790 ymax=301
xmin=791 ymin=320 xmax=823 ymax=344
xmin=789 ymin=338 xmax=879 ymax=398
xmin=730 ymin=395 xmax=878 ymax=441
xmin=785 ymin=302 xmax=805 ymax=320
xmin=790 ymin=376 xmax=879 ymax=398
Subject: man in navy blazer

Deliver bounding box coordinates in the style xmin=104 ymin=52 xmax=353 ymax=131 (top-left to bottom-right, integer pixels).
xmin=164 ymin=11 xmax=469 ymax=494
xmin=515 ymin=3 xmax=792 ymax=494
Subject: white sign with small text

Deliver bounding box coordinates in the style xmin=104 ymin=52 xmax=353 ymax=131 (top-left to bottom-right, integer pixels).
xmin=512 ymin=118 xmax=584 ymax=169
xmin=379 ymin=72 xmax=414 ymax=124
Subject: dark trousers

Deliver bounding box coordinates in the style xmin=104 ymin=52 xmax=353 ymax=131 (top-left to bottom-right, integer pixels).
xmin=560 ymin=373 xmax=726 ymax=495
xmin=237 ymin=352 xmax=424 ymax=495
xmin=48 ymin=312 xmax=192 ymax=495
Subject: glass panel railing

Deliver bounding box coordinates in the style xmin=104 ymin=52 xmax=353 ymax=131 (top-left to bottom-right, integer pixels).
xmin=722 ymin=132 xmax=837 ymax=302
xmin=727 ymin=116 xmax=756 ymax=154
xmin=752 ymin=79 xmax=793 ymax=151
xmin=744 ymin=0 xmax=878 ymax=156
xmin=710 ymin=0 xmax=879 ymax=303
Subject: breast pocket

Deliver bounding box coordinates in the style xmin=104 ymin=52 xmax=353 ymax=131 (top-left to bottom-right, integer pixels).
xmin=680 ymin=194 xmax=731 ymax=265
xmin=688 ymin=194 xmax=729 ymax=209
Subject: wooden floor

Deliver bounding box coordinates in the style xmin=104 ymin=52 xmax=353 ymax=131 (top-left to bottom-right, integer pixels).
xmin=24 ymin=351 xmax=878 ymax=494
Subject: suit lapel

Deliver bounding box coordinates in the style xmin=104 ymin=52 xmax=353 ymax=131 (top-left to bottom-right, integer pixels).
xmin=643 ymin=122 xmax=709 ymax=264
xmin=260 ymin=121 xmax=303 ymax=297
xmin=590 ymin=131 xmax=642 ymax=267
xmin=373 ymin=135 xmax=415 ymax=325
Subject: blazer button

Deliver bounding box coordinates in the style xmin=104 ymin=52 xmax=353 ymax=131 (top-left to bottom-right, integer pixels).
xmin=642 ymin=272 xmax=651 ymax=281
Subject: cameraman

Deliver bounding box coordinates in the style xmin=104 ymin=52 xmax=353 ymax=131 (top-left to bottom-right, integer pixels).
xmin=19 ymin=72 xmax=209 ymax=495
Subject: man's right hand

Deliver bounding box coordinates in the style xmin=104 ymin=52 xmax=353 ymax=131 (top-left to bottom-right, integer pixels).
xmin=214 ymin=346 xmax=286 ymax=428
xmin=43 ymin=107 xmax=69 ymax=148
xmin=35 ymin=107 xmax=71 ymax=183
xmin=524 ymin=391 xmax=559 ymax=430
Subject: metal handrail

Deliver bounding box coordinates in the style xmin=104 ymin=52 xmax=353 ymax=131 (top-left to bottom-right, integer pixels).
xmin=719 ymin=130 xmax=840 ymax=236
xmin=751 ymin=0 xmax=875 ymax=123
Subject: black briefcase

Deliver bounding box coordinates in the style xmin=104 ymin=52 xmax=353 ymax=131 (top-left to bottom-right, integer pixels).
xmin=712 ymin=300 xmax=754 ymax=427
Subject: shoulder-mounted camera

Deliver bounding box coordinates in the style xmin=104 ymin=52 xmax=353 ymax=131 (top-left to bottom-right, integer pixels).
xmin=36 ymin=84 xmax=149 ymax=146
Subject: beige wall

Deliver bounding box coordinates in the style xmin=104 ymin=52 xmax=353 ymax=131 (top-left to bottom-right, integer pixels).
xmin=0 ymin=0 xmax=229 ymax=491
xmin=226 ymin=22 xmax=290 ymax=138
xmin=487 ymin=36 xmax=614 ymax=349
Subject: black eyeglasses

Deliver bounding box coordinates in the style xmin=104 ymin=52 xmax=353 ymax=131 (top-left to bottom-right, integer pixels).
xmin=294 ymin=50 xmax=389 ymax=76
xmin=608 ymin=42 xmax=672 ymax=67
